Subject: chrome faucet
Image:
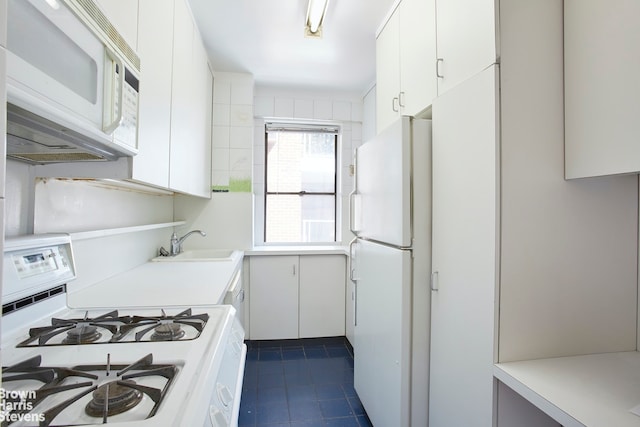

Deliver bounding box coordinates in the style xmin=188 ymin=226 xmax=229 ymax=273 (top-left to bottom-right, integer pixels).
xmin=169 ymin=230 xmax=206 ymax=256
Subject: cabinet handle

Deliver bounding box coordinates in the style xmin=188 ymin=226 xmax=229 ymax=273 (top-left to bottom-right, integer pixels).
xmin=436 ymin=58 xmax=444 ymax=79
xmin=399 ymin=91 xmax=405 ymax=108
xmin=430 ymin=271 xmax=439 ymax=291
xmin=392 ymin=97 xmax=399 ymax=112
xmin=293 ymin=264 xmax=296 ymax=276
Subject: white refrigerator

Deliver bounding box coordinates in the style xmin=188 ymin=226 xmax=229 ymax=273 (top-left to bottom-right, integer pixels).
xmin=350 ymin=116 xmax=431 ymax=427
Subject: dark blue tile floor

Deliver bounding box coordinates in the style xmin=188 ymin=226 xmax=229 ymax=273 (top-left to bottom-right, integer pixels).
xmin=239 ymin=337 xmax=372 ymax=427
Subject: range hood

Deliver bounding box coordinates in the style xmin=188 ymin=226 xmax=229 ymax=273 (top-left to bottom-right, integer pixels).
xmin=7 ymin=104 xmax=124 ymax=164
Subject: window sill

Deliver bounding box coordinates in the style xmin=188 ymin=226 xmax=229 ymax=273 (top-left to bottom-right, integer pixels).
xmin=245 ymin=245 xmax=348 ymax=256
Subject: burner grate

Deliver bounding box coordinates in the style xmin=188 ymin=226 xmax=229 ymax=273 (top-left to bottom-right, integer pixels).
xmin=1 ymin=353 xmax=177 ymax=426
xmin=114 ymin=308 xmax=209 ymax=342
xmin=15 ymin=308 xmax=209 ymax=347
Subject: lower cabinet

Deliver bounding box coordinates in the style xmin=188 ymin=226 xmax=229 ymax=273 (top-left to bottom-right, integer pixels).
xmin=249 ymin=255 xmax=346 ymax=340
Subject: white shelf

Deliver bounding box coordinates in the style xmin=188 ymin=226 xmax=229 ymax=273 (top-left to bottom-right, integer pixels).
xmin=495 ymin=352 xmax=640 ymax=427
xmin=66 ymin=221 xmax=186 ymax=241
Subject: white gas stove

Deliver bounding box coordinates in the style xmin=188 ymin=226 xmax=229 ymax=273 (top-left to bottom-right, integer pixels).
xmin=1 ymin=235 xmax=246 ymax=427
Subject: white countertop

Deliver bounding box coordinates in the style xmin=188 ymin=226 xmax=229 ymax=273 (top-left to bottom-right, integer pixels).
xmin=246 ymin=245 xmax=348 ymax=256
xmin=67 ymin=255 xmax=242 ymax=309
xmin=494 ymin=351 xmax=640 ymax=427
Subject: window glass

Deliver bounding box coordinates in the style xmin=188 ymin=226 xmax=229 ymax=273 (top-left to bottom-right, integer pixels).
xmin=264 ymin=126 xmax=338 ymax=243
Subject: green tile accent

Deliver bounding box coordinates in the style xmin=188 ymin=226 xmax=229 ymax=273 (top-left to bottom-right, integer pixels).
xmin=229 ymin=178 xmax=252 ymax=193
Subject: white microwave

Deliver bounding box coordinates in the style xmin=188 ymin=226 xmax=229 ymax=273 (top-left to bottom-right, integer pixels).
xmin=6 ymin=0 xmax=140 ymax=163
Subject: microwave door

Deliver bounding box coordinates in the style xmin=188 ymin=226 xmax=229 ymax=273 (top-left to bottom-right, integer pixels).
xmin=7 ymin=0 xmax=106 ymax=130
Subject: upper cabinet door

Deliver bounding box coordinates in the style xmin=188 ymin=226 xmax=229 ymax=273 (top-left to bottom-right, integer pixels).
xmin=376 ymin=0 xmax=437 ymax=134
xmin=399 ymin=0 xmax=437 ymax=117
xmin=564 ymin=0 xmax=640 ymax=179
xmin=133 ymin=0 xmax=174 ymax=188
xmin=376 ymin=8 xmax=401 ymax=133
xmin=435 ymin=0 xmax=497 ymax=95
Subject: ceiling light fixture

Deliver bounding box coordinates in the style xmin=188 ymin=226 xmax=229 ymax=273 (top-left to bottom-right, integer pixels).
xmin=305 ymin=0 xmax=329 ymax=38
xmin=44 ymin=0 xmax=60 ymax=9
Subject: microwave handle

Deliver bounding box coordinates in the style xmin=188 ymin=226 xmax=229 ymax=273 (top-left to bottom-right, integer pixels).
xmin=103 ymin=48 xmax=125 ymax=135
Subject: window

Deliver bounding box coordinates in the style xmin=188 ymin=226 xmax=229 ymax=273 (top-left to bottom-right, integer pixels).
xmin=264 ymin=123 xmax=339 ymax=243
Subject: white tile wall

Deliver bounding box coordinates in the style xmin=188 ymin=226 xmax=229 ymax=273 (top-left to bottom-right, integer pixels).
xmin=294 ymin=99 xmax=314 ymax=119
xmin=254 ymin=96 xmax=275 ymax=117
xmin=313 ymin=99 xmax=333 ymax=120
xmin=212 ymin=72 xmax=254 ymax=192
xmin=274 ymin=98 xmax=295 ymax=117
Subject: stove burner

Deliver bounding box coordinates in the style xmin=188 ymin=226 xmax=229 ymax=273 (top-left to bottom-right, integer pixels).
xmin=2 ymin=353 xmax=178 ymax=426
xmin=85 ymin=380 xmax=143 ymax=417
xmin=115 ymin=308 xmax=209 ymax=342
xmin=62 ymin=325 xmax=102 ymax=344
xmin=150 ymin=323 xmax=186 ymax=341
xmin=17 ymin=310 xmax=129 ymax=347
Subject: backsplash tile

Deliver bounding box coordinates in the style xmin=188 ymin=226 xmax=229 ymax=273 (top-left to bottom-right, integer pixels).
xmin=212 ymin=72 xmax=254 ymax=193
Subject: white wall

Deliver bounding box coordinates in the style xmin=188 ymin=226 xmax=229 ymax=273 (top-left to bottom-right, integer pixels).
xmin=362 ymin=84 xmax=377 ymax=142
xmin=5 ymin=160 xmax=33 ymax=236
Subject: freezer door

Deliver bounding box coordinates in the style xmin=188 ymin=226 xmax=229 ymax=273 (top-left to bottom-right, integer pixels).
xmin=355 ymin=116 xmax=412 ymax=247
xmin=353 ymin=238 xmax=411 ymax=427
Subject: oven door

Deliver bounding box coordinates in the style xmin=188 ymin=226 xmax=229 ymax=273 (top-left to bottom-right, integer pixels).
xmin=6 ymin=0 xmax=123 ymax=141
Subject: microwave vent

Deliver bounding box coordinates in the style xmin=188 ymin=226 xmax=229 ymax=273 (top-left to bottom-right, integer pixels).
xmin=8 ymin=152 xmax=105 ymax=163
xmin=68 ymin=0 xmax=140 ymax=72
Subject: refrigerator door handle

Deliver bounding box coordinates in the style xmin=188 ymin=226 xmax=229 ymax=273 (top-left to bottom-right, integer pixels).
xmin=430 ymin=271 xmax=439 ymax=291
xmin=349 ymin=189 xmax=358 ymax=235
xmin=348 ymin=237 xmax=358 ymax=282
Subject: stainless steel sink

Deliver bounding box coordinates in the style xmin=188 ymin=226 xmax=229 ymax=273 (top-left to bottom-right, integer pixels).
xmin=152 ymin=249 xmax=240 ymax=262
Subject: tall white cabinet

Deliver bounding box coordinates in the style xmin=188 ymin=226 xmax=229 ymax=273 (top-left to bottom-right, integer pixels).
xmin=424 ymin=0 xmax=639 ymax=425
xmin=430 ymin=65 xmax=499 ymax=427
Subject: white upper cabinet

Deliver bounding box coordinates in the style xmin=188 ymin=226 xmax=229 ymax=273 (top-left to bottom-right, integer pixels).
xmin=376 ymin=0 xmax=436 ymax=133
xmin=435 ymin=0 xmax=497 ymax=95
xmin=169 ymin=0 xmax=212 ymax=197
xmin=564 ymin=0 xmax=640 ymax=179
xmin=400 ymin=0 xmax=437 ymax=117
xmin=94 ymin=0 xmax=139 ymax=49
xmin=133 ymin=0 xmax=174 ymax=189
xmin=376 ymin=8 xmax=401 ymax=132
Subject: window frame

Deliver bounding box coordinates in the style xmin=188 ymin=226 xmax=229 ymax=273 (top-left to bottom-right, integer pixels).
xmin=262 ymin=123 xmax=339 ymax=244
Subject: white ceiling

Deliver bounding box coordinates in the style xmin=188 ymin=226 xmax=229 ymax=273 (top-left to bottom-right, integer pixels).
xmin=187 ymin=0 xmax=397 ymax=94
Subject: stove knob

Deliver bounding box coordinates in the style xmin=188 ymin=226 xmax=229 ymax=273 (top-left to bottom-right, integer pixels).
xmin=216 ymin=383 xmax=233 ymax=408
xmin=209 ymin=406 xmax=228 ymax=427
